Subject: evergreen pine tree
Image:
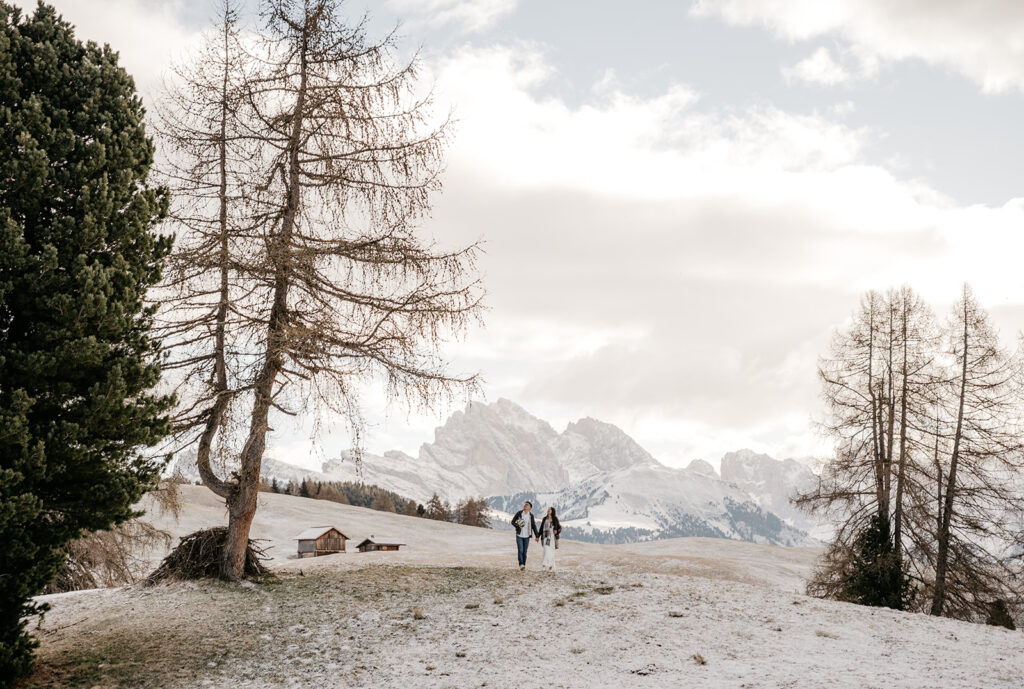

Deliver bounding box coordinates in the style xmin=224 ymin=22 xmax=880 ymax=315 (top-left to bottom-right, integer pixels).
xmin=985 ymin=600 xmax=1016 ymax=630
xmin=0 ymin=3 xmax=172 ymax=680
xmin=840 ymin=515 xmax=915 ymax=610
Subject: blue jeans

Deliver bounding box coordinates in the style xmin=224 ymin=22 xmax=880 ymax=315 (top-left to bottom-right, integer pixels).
xmin=516 ymin=536 xmax=531 ymax=566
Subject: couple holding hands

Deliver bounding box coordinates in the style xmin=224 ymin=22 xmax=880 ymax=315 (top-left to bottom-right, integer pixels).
xmin=510 ymin=501 xmax=561 ymax=571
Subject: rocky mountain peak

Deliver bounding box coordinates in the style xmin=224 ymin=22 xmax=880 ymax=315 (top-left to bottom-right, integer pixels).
xmin=686 ymin=458 xmax=719 ymax=478
xmin=560 ymin=417 xmax=658 ymax=472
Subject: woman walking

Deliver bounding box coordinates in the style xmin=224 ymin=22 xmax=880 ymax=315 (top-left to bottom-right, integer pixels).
xmin=539 ymin=506 xmax=561 ymax=571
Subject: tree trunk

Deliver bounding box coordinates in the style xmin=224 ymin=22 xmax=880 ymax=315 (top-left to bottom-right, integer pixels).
xmin=867 ymin=298 xmax=887 ymax=517
xmin=893 ymin=302 xmax=909 ymax=557
xmin=883 ymin=304 xmax=896 ymax=517
xmin=931 ymin=297 xmax=969 ymax=616
xmin=868 ymin=296 xmax=891 ymax=523
xmin=223 ymin=481 xmax=258 ymax=576
xmin=220 ymin=27 xmax=308 ymax=580
xmin=194 ymin=7 xmax=236 ymax=502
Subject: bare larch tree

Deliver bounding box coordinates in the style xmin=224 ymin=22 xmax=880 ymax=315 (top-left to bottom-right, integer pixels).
xmin=157 ymin=0 xmax=483 ymax=579
xmin=928 ymin=285 xmax=1024 ymax=617
xmin=156 ymin=0 xmax=259 ymax=474
xmin=798 ymin=289 xmax=932 ymax=541
xmin=798 ymin=290 xmax=915 ymax=599
xmin=800 ymin=284 xmax=1024 ymax=620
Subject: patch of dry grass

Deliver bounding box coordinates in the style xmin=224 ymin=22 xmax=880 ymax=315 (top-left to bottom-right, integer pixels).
xmin=27 ymin=565 xmax=510 ymax=689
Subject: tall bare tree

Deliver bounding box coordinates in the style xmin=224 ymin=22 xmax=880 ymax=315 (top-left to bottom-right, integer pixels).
xmin=803 ymin=284 xmax=1024 ymax=620
xmin=928 ymin=285 xmax=1024 ymax=617
xmin=799 ymin=287 xmax=937 ymax=607
xmin=158 ymin=0 xmax=483 ymax=579
xmin=887 ymin=286 xmax=941 ymax=561
xmin=156 ymin=0 xmax=257 ymax=475
xmin=800 ymin=291 xmax=897 ymax=528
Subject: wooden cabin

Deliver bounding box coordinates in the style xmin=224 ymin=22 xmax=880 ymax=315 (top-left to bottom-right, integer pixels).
xmin=294 ymin=526 xmax=348 ymax=558
xmin=355 ymin=536 xmax=405 ymax=553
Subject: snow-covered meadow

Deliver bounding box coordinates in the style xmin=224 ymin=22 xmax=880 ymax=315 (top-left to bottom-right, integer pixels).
xmin=27 ymin=487 xmax=1024 ymax=688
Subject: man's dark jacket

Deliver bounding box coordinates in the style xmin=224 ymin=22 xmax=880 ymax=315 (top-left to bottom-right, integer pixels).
xmin=511 ymin=510 xmax=540 ymax=537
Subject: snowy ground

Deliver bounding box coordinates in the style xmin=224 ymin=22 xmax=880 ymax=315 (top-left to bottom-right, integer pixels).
xmin=25 ymin=487 xmax=1024 ymax=688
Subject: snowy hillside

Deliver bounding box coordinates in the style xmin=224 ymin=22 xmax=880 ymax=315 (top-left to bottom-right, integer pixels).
xmin=31 ymin=487 xmax=1023 ymax=689
xmin=134 ymin=485 xmax=818 ymax=589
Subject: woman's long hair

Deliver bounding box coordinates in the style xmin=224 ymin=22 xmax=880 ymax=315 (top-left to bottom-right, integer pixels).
xmin=546 ymin=506 xmax=560 ymax=531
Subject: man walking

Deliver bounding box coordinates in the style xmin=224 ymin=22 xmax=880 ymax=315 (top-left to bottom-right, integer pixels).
xmin=511 ymin=501 xmax=540 ymax=570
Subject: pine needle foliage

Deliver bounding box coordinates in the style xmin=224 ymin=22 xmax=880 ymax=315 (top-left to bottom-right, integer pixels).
xmin=0 ymin=2 xmax=173 ymax=680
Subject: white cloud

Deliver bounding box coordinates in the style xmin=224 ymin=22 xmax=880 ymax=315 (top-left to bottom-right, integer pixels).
xmin=387 ymin=0 xmax=517 ymax=33
xmin=782 ymin=46 xmax=852 ymax=86
xmin=412 ymin=43 xmax=1024 ymax=463
xmin=435 ymin=44 xmax=864 ymax=202
xmin=693 ymin=0 xmax=1024 ymax=93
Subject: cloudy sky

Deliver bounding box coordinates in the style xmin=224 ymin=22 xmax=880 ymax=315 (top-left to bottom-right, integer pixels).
xmin=22 ymin=0 xmax=1024 ymax=469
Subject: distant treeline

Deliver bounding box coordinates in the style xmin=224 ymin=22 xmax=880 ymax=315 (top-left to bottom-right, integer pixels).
xmin=560 ymin=526 xmax=656 ymax=545
xmin=257 ymin=477 xmax=491 ymax=528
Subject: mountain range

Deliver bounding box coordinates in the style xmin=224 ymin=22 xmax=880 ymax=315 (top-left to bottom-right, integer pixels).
xmin=172 ymin=399 xmax=826 ymax=546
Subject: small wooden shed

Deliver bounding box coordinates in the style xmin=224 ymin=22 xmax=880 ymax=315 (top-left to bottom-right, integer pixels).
xmin=295 ymin=526 xmax=348 ymax=558
xmin=355 ymin=536 xmax=405 ymax=553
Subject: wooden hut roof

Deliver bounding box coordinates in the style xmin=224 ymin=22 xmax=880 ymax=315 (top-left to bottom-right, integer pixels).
xmin=294 ymin=526 xmax=349 ymax=541
xmin=355 ymin=536 xmax=405 ymax=547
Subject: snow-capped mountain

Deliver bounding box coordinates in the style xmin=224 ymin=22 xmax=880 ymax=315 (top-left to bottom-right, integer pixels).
xmin=487 ymin=459 xmax=816 ymax=547
xmin=719 ymin=449 xmax=828 ymax=539
xmin=322 ymin=399 xmax=649 ymax=500
xmin=171 ymin=398 xmax=826 ymax=545
xmin=172 ymin=399 xmax=647 ymax=501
